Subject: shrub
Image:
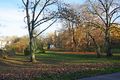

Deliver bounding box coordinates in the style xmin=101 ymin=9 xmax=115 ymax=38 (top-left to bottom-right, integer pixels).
xmin=0 ymin=49 xmax=8 ymax=59
xmin=24 ymin=47 xmax=30 ymax=56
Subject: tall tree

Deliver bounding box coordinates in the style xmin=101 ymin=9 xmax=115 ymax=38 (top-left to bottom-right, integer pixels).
xmin=58 ymin=4 xmax=81 ymax=51
xmin=80 ymin=4 xmax=104 ymax=57
xmin=22 ymin=0 xmax=57 ymax=62
xmin=88 ymin=0 xmax=120 ymax=56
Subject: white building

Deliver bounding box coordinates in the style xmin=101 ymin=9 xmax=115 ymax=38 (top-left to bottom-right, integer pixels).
xmin=0 ymin=36 xmax=11 ymax=49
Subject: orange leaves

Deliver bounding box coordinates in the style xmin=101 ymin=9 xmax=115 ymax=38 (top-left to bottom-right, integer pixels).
xmin=5 ymin=36 xmax=29 ymax=53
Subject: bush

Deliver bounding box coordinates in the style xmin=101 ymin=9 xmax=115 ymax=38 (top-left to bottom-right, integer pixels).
xmin=8 ymin=49 xmax=16 ymax=56
xmin=0 ymin=49 xmax=8 ymax=59
xmin=24 ymin=47 xmax=30 ymax=56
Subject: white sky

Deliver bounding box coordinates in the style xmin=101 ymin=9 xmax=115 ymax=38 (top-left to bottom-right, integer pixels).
xmin=0 ymin=7 xmax=61 ymax=37
xmin=0 ymin=7 xmax=28 ymax=37
xmin=0 ymin=3 xmax=62 ymax=37
xmin=0 ymin=0 xmax=85 ymax=37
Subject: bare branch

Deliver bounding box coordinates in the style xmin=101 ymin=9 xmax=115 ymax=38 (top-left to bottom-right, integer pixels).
xmin=88 ymin=0 xmax=106 ymax=25
xmin=34 ymin=19 xmax=57 ymax=38
xmin=109 ymin=6 xmax=120 ymax=19
xmin=34 ymin=16 xmax=55 ymax=29
xmin=34 ymin=0 xmax=51 ymax=22
xmin=112 ymin=15 xmax=120 ymax=23
xmin=108 ymin=0 xmax=114 ymax=9
xmin=22 ymin=0 xmax=26 ymax=6
xmin=98 ymin=0 xmax=106 ymax=9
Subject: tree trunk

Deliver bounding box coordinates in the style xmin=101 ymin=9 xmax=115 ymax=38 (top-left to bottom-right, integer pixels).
xmin=88 ymin=32 xmax=101 ymax=58
xmin=105 ymin=31 xmax=112 ymax=57
xmin=29 ymin=35 xmax=36 ymax=62
xmin=30 ymin=52 xmax=36 ymax=62
xmin=72 ymin=35 xmax=77 ymax=51
xmin=96 ymin=46 xmax=101 ymax=58
xmin=71 ymin=23 xmax=77 ymax=51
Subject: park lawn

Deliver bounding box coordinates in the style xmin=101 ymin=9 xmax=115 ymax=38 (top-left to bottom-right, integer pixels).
xmin=0 ymin=52 xmax=120 ymax=80
xmin=36 ymin=52 xmax=120 ymax=64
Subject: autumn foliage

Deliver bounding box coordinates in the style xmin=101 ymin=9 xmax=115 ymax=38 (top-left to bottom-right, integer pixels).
xmin=5 ymin=36 xmax=29 ymax=53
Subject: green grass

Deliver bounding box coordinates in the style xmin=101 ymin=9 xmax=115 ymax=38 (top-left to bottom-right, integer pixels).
xmin=36 ymin=52 xmax=120 ymax=64
xmin=34 ymin=52 xmax=120 ymax=80
xmin=0 ymin=52 xmax=120 ymax=79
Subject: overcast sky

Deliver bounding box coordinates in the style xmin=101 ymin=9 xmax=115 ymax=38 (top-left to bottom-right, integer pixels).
xmin=0 ymin=0 xmax=85 ymax=37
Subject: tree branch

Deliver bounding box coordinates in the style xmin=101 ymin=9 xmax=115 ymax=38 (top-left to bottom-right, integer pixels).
xmin=88 ymin=0 xmax=106 ymax=25
xmin=34 ymin=19 xmax=57 ymax=38
xmin=34 ymin=16 xmax=55 ymax=29
xmin=34 ymin=0 xmax=51 ymax=22
xmin=112 ymin=15 xmax=120 ymax=23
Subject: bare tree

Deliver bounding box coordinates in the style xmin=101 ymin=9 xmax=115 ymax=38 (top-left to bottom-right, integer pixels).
xmin=85 ymin=24 xmax=103 ymax=58
xmin=88 ymin=0 xmax=120 ymax=57
xmin=22 ymin=0 xmax=57 ymax=62
xmin=58 ymin=4 xmax=81 ymax=51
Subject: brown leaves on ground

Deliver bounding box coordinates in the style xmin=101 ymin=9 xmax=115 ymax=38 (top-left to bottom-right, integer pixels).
xmin=0 ymin=62 xmax=119 ymax=80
